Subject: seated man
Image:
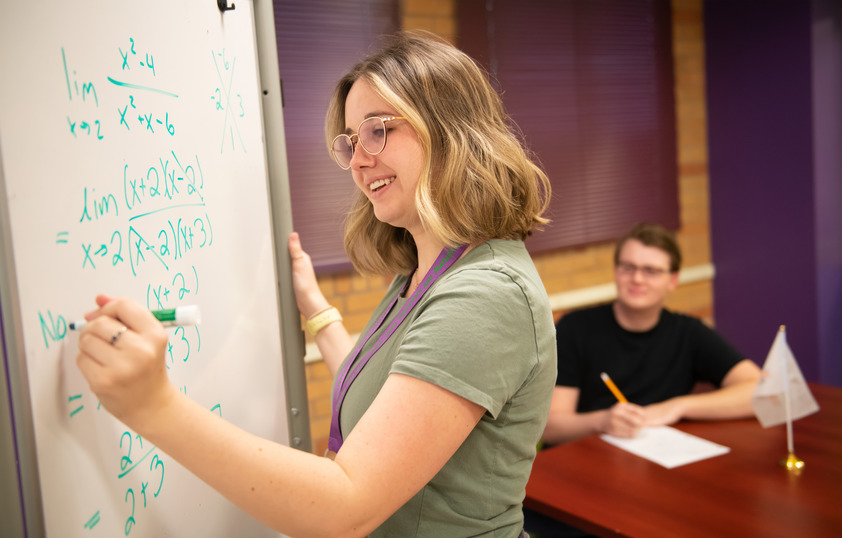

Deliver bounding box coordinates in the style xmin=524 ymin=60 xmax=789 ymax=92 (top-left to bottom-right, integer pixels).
xmin=542 ymin=223 xmax=761 ymax=445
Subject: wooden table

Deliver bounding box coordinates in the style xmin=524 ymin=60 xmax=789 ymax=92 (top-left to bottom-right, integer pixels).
xmin=524 ymin=383 xmax=842 ymax=537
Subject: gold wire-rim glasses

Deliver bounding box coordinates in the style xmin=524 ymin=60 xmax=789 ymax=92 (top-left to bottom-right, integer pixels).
xmin=330 ymin=116 xmax=407 ymax=170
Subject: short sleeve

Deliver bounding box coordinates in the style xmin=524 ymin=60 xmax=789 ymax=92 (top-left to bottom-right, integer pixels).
xmin=689 ymin=319 xmax=745 ymax=386
xmin=390 ymin=267 xmax=543 ymax=419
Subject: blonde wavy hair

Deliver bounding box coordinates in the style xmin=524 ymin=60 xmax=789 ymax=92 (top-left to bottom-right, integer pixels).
xmin=326 ymin=30 xmax=551 ymax=276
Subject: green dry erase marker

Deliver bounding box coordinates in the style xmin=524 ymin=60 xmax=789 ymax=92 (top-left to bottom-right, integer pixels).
xmin=69 ymin=305 xmax=201 ymax=330
xmin=150 ymin=306 xmax=201 ymax=325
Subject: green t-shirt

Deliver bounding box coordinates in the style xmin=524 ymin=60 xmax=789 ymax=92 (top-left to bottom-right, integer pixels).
xmin=337 ymin=239 xmax=557 ymax=537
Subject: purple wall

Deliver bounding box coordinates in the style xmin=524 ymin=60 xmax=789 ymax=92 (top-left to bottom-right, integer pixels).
xmin=705 ymin=0 xmax=842 ymax=387
xmin=812 ymin=0 xmax=842 ymax=387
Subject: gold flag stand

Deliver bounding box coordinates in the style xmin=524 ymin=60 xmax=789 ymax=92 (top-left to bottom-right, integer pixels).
xmin=782 ymin=451 xmax=805 ymax=474
xmin=778 ymin=326 xmax=804 ymax=474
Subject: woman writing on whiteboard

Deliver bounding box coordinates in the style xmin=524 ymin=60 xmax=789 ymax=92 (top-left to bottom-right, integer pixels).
xmin=76 ymin=31 xmax=555 ymax=537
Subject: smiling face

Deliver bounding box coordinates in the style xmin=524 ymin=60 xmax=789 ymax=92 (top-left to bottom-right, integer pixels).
xmin=614 ymin=238 xmax=679 ymax=312
xmin=343 ymin=78 xmax=425 ymax=235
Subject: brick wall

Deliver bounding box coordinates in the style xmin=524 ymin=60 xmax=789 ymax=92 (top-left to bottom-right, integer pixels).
xmin=303 ymin=0 xmax=711 ymax=455
xmin=402 ymin=0 xmax=456 ymax=42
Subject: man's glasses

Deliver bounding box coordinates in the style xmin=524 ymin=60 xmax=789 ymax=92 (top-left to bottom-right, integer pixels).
xmin=330 ymin=116 xmax=406 ymax=170
xmin=616 ymin=261 xmax=671 ymax=279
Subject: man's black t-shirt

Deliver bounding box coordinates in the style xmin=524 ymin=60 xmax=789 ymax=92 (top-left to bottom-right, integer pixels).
xmin=556 ymin=303 xmax=744 ymax=412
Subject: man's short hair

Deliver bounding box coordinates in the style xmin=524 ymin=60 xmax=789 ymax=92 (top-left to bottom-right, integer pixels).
xmin=613 ymin=223 xmax=682 ymax=273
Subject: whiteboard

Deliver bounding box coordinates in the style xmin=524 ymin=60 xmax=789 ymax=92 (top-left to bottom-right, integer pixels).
xmin=0 ymin=1 xmax=308 ymax=536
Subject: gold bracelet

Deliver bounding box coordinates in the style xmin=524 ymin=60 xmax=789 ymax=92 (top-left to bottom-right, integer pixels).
xmin=306 ymin=306 xmax=342 ymax=336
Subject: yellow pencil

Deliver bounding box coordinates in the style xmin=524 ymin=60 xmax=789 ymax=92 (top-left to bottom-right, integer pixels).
xmin=600 ymin=372 xmax=628 ymax=403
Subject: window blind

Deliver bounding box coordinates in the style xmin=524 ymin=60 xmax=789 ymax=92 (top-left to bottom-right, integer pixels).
xmin=273 ymin=0 xmax=399 ymax=271
xmin=458 ymin=0 xmax=679 ymax=252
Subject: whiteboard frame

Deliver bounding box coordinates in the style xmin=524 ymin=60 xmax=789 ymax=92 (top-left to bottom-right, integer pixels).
xmin=0 ymin=1 xmax=310 ymax=536
xmin=0 ymin=142 xmax=43 ymax=537
xmin=253 ymin=0 xmax=311 ymax=455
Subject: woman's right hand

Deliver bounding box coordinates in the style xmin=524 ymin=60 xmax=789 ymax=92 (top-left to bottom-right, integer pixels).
xmin=75 ymin=295 xmax=175 ymax=433
xmin=288 ymin=232 xmax=330 ymax=319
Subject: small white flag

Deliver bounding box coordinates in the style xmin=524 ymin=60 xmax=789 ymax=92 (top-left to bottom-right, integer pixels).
xmin=751 ymin=326 xmax=819 ymax=428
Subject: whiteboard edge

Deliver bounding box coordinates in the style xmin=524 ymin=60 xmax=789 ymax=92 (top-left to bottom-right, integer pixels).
xmin=0 ymin=135 xmax=47 ymax=537
xmin=252 ymin=0 xmax=312 ymax=454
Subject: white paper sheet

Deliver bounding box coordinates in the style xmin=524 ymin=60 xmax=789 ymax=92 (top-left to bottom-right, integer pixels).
xmin=600 ymin=426 xmax=730 ymax=468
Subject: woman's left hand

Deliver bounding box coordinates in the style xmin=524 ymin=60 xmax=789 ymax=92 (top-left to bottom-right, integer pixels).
xmin=288 ymin=232 xmax=330 ymax=318
xmin=75 ymin=294 xmax=175 ymax=431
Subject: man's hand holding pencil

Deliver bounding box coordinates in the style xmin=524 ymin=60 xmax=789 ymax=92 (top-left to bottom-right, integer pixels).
xmin=599 ymin=372 xmax=646 ymax=438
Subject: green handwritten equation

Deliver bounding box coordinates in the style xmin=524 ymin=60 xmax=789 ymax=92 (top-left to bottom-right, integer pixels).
xmin=35 ymin=37 xmax=246 ymax=535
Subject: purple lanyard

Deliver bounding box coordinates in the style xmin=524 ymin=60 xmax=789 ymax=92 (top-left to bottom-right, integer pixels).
xmin=327 ymin=244 xmax=468 ymax=454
